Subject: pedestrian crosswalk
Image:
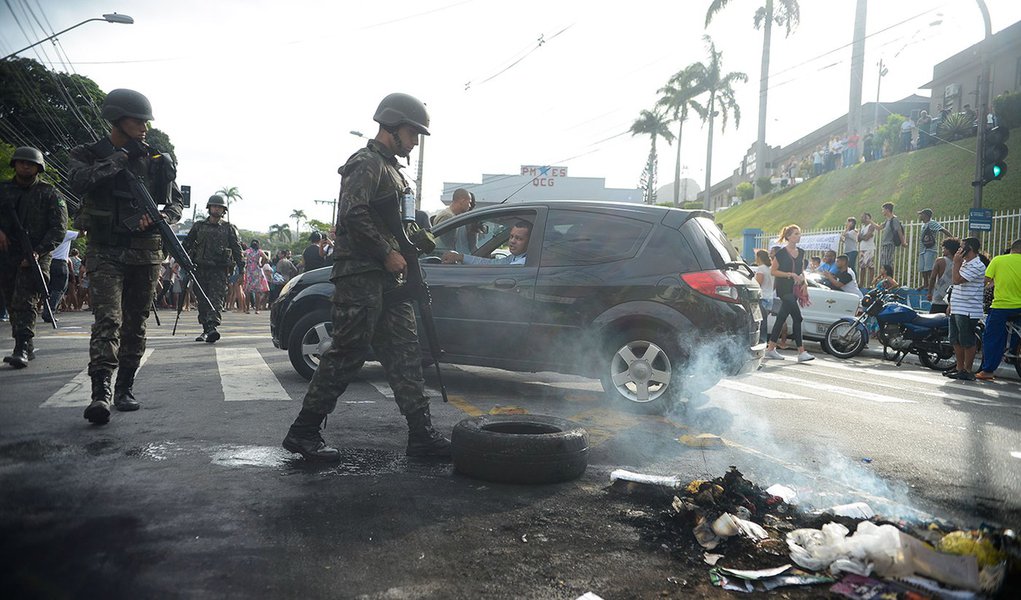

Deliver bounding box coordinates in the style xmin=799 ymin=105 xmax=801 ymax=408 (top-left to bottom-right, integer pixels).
xmin=26 ymin=338 xmax=1020 ymax=411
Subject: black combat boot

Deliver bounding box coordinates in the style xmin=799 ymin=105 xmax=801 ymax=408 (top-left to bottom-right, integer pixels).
xmin=204 ymin=327 xmax=221 ymax=344
xmin=24 ymin=338 xmax=34 ymax=361
xmin=113 ymin=367 xmax=140 ymax=412
xmin=405 ymin=405 xmax=451 ymax=458
xmin=3 ymin=338 xmax=30 ymax=369
xmin=195 ymin=326 xmax=208 ymax=342
xmin=282 ymin=408 xmax=341 ymax=461
xmin=84 ymin=372 xmax=113 ymax=425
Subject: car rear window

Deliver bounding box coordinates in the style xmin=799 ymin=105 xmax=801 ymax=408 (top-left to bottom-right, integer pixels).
xmin=540 ymin=209 xmax=651 ymax=267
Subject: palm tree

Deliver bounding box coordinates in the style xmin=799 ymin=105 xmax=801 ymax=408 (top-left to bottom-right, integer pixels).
xmin=689 ymin=36 xmax=747 ymax=210
xmin=290 ymin=209 xmax=307 ymax=240
xmin=657 ymin=64 xmax=706 ymax=206
xmin=269 ymin=223 xmax=292 ymax=243
xmin=629 ymin=109 xmax=675 ymax=205
xmin=706 ymin=0 xmax=799 ymax=198
xmin=216 ymin=186 xmax=244 ymax=221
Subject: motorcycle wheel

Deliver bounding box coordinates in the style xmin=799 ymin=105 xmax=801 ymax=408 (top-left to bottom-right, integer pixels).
xmin=1014 ymin=341 xmax=1021 ymax=379
xmin=918 ymin=348 xmax=956 ymax=371
xmin=824 ymin=321 xmax=867 ymax=359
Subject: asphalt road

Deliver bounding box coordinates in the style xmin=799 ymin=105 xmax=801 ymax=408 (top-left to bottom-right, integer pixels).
xmin=1 ymin=310 xmax=1019 ymax=598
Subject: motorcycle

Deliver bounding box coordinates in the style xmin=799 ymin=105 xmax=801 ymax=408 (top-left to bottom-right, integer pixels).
xmin=824 ymin=288 xmax=982 ymax=371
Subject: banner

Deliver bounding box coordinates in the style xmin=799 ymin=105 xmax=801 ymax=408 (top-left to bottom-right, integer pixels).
xmin=798 ymin=233 xmax=841 ymax=252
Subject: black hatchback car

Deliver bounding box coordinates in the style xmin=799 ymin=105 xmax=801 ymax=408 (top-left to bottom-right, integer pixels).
xmin=271 ymin=201 xmax=765 ymax=413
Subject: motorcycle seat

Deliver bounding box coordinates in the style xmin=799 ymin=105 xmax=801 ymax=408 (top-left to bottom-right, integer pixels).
xmin=911 ymin=312 xmax=948 ymax=326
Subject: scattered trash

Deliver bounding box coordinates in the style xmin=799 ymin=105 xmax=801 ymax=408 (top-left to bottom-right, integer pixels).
xmin=709 ymin=564 xmax=834 ymax=593
xmin=704 ymin=552 xmax=724 ymax=566
xmin=712 ymin=512 xmax=768 ymax=541
xmin=825 ymin=502 xmax=876 ymax=520
xmin=609 ymin=469 xmax=682 ymax=489
xmin=678 ymin=433 xmax=725 ymax=448
xmin=787 ymin=521 xmax=980 ymax=590
xmin=765 ymin=483 xmax=798 ymax=504
xmin=936 ymin=530 xmax=1007 ymax=567
xmin=861 ymin=457 xmax=873 ymax=463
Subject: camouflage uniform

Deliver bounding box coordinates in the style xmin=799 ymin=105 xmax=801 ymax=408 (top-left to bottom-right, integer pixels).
xmin=184 ymin=218 xmax=244 ymax=331
xmin=69 ymin=139 xmax=183 ymax=376
xmin=0 ymin=177 xmax=67 ymax=343
xmin=301 ymin=139 xmax=427 ymax=417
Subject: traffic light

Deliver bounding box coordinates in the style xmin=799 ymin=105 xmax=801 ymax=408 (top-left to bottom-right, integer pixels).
xmin=981 ymin=127 xmax=1008 ymax=184
xmin=181 ymin=184 xmax=191 ymax=208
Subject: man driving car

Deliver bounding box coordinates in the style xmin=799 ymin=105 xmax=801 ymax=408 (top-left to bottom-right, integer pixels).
xmin=442 ymin=220 xmax=530 ymax=265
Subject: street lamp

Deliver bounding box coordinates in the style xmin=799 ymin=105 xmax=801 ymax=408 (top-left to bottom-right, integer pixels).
xmin=349 ymin=130 xmax=364 ymax=138
xmin=2 ymin=13 xmax=134 ymax=61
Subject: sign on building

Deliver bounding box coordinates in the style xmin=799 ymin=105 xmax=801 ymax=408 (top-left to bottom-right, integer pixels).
xmin=520 ymin=165 xmax=568 ymax=187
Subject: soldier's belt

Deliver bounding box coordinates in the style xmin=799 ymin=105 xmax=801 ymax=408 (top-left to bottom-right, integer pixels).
xmin=105 ymin=234 xmax=163 ymax=250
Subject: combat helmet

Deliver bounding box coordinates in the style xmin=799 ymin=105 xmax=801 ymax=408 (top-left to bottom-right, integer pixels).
xmin=207 ymin=194 xmax=228 ymax=210
xmin=101 ymin=88 xmax=154 ymax=122
xmin=9 ymin=146 xmax=45 ymax=172
xmin=373 ymin=93 xmax=430 ymax=136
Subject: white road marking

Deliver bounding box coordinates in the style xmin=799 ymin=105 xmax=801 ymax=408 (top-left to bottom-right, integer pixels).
xmin=753 ymin=371 xmax=917 ymax=404
xmin=1011 ymin=451 xmax=1021 ymax=460
xmin=40 ymin=348 xmax=154 ymax=408
xmin=367 ymin=380 xmax=441 ymax=400
xmin=216 ymin=347 xmax=291 ymax=401
xmin=714 ymin=379 xmax=808 ymax=400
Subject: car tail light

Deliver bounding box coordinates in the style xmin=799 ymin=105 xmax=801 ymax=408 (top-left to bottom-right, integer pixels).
xmin=681 ymin=270 xmax=741 ymax=304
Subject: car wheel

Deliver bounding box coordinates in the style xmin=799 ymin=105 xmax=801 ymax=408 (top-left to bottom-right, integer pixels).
xmin=451 ymin=415 xmax=588 ymax=485
xmin=599 ymin=328 xmax=683 ymax=414
xmin=288 ymin=309 xmax=332 ymax=381
xmin=824 ymin=320 xmax=867 ymax=359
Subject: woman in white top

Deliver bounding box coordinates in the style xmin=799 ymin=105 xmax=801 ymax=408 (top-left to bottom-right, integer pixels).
xmin=857 ymin=211 xmax=878 ymax=288
xmin=842 ymin=217 xmax=859 ymax=272
xmin=753 ymin=249 xmax=774 ymax=343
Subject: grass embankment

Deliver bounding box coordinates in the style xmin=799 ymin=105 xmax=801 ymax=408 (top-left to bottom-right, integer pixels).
xmin=716 ymin=127 xmax=1021 ymax=235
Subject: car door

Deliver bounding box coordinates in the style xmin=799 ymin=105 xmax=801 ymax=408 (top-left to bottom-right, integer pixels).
xmin=422 ymin=208 xmax=544 ymax=362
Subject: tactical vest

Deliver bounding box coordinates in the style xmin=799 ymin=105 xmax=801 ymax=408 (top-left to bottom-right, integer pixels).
xmin=192 ymin=221 xmax=237 ymax=267
xmin=79 ymin=139 xmax=173 ymax=250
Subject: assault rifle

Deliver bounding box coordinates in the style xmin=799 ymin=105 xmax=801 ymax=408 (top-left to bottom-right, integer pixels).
xmin=371 ymin=189 xmax=449 ymax=403
xmin=118 ymin=166 xmax=212 ymax=335
xmin=0 ymin=202 xmax=57 ymax=328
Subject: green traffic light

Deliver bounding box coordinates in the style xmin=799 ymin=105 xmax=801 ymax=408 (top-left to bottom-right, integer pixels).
xmin=992 ymin=165 xmax=1002 ymax=178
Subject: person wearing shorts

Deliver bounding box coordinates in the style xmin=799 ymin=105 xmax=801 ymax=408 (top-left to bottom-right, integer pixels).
xmin=946 ymin=237 xmax=986 ymax=380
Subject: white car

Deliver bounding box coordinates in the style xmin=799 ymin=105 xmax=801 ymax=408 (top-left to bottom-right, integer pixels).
xmin=766 ymin=273 xmax=861 ymax=344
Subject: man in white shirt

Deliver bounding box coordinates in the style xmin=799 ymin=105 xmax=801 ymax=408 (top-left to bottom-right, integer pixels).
xmin=442 ymin=221 xmax=530 ymax=266
xmin=947 ymin=237 xmax=987 ymax=380
xmin=45 ymin=230 xmax=79 ymax=320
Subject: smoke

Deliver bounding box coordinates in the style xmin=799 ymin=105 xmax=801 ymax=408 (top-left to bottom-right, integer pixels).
xmin=664 ymin=333 xmax=928 ymax=523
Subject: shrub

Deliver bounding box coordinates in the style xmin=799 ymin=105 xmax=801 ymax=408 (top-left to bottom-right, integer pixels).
xmin=755 ymin=176 xmax=773 ymax=195
xmin=993 ymin=91 xmax=1021 ymax=130
xmin=736 ymin=181 xmax=754 ymax=201
xmin=939 ymin=112 xmax=973 ymax=141
xmin=877 ymin=114 xmax=906 ymax=155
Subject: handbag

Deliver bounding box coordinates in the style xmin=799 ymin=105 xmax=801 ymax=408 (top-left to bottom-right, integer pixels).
xmin=793 ymin=281 xmax=811 ymax=307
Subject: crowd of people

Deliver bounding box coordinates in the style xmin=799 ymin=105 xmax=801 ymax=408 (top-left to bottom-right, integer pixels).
xmin=751 ymin=204 xmax=1021 ymax=382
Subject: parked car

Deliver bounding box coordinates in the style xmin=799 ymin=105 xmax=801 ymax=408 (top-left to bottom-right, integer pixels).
xmin=271 ymin=201 xmax=765 ymax=413
xmin=765 ymin=272 xmax=860 ymax=349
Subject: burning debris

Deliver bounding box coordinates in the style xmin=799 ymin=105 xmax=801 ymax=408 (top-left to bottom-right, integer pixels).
xmin=611 ymin=466 xmax=1019 ymax=598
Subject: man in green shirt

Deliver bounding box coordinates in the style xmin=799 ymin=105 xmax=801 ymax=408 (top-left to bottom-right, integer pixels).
xmin=976 ymin=239 xmax=1021 ymax=381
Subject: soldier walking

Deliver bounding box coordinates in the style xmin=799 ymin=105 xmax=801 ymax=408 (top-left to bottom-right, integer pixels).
xmin=282 ymin=92 xmax=450 ymax=461
xmin=0 ymin=147 xmax=68 ymax=368
xmin=184 ymin=194 xmax=244 ymax=343
xmin=69 ymin=89 xmax=183 ymax=425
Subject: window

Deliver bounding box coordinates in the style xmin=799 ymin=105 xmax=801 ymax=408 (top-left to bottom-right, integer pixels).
xmin=431 ymin=211 xmax=537 ymax=265
xmin=540 ymin=210 xmax=651 ymax=267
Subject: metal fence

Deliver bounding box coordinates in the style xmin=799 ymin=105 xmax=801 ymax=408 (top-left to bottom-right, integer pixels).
xmin=752 ymin=208 xmax=1021 ymax=288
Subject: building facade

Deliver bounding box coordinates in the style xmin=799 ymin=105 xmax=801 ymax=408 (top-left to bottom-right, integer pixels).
xmin=440 ymin=165 xmax=642 ymax=208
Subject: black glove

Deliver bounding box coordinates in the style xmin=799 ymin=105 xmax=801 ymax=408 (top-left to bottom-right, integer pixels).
xmin=122 ymin=139 xmax=148 ymax=160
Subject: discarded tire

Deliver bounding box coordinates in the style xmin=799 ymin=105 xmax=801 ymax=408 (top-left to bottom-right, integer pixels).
xmin=451 ymin=415 xmax=588 ymax=484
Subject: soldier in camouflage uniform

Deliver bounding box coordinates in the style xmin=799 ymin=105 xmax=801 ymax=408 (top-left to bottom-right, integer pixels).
xmin=184 ymin=194 xmax=244 ymax=343
xmin=0 ymin=147 xmax=68 ymax=368
xmin=282 ymin=93 xmax=451 ymax=461
xmin=69 ymin=89 xmax=183 ymax=425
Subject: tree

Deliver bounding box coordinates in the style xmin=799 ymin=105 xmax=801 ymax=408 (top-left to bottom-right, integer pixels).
xmin=216 ymin=186 xmax=243 ymax=220
xmin=706 ymin=0 xmax=800 ymax=198
xmin=269 ymin=223 xmax=292 ymax=243
xmin=290 ymin=209 xmax=307 ymax=240
xmin=689 ymin=36 xmax=747 ymax=210
xmin=736 ymin=181 xmax=754 ymax=201
xmin=630 ymin=109 xmax=675 ymax=205
xmin=657 ymin=65 xmax=706 ymax=206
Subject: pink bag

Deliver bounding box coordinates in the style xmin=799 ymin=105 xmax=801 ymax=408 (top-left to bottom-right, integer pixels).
xmin=794 ymin=282 xmax=811 ymax=307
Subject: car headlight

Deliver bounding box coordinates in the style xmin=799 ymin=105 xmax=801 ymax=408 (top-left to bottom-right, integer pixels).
xmin=279 ymin=272 xmax=304 ymax=298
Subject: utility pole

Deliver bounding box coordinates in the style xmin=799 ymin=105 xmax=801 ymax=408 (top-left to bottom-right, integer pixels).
xmin=415 ymin=133 xmax=425 ymax=209
xmin=873 ymin=59 xmax=887 ymax=129
xmin=314 ymin=198 xmax=338 ymax=226
xmin=972 ymin=0 xmax=992 ymax=224
xmin=848 ymin=0 xmax=868 ymax=139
